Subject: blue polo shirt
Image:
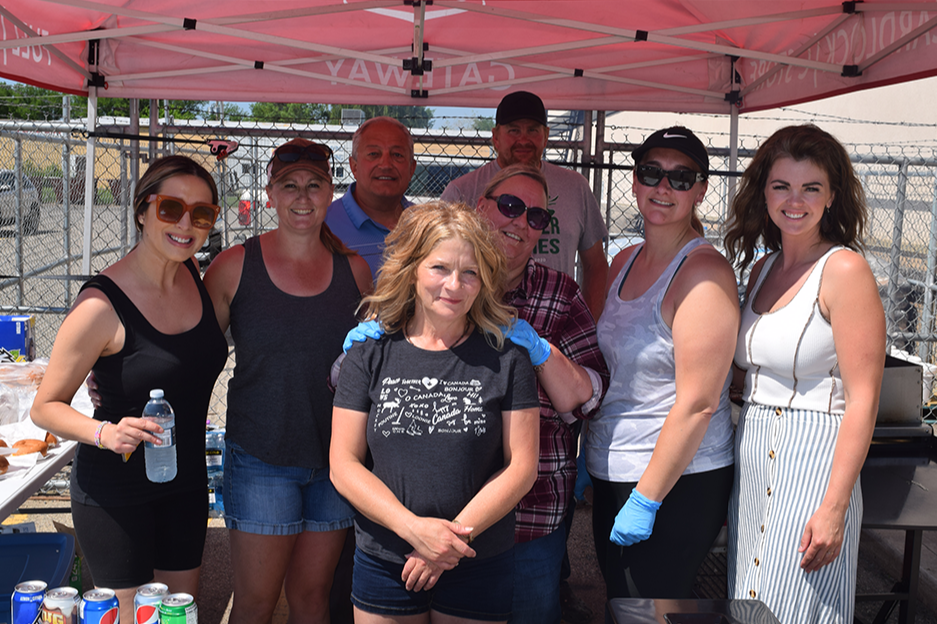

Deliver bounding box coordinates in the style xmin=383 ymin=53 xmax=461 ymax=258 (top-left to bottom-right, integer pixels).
xmin=325 ymin=182 xmax=412 ymax=280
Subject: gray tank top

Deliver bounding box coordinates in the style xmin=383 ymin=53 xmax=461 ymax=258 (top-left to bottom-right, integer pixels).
xmin=585 ymin=237 xmax=734 ymax=482
xmin=225 ymin=236 xmax=362 ymax=469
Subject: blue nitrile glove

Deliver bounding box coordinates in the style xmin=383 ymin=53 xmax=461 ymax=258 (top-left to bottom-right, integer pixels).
xmin=574 ymin=450 xmax=592 ymax=502
xmin=610 ymin=489 xmax=661 ymax=546
xmin=342 ymin=320 xmax=385 ymax=353
xmin=501 ymin=319 xmax=551 ymax=367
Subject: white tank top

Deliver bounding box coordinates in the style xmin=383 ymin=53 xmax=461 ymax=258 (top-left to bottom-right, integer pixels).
xmin=585 ymin=237 xmax=735 ymax=482
xmin=734 ymin=247 xmax=845 ymax=414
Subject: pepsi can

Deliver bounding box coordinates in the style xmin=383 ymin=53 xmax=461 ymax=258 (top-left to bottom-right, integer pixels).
xmin=133 ymin=583 xmax=168 ymax=624
xmin=12 ymin=581 xmax=46 ymax=624
xmin=79 ymin=589 xmax=119 ymax=624
xmin=40 ymin=586 xmax=79 ymax=624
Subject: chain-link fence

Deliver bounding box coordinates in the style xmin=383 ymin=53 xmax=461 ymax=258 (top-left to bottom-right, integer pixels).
xmin=3 ymin=111 xmax=937 ymax=424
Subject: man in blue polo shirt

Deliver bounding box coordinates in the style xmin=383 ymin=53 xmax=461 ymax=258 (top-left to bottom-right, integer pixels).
xmin=326 ymin=116 xmax=416 ymax=279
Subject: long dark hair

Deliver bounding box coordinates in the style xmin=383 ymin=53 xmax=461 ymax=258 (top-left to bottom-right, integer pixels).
xmin=133 ymin=155 xmax=218 ymax=233
xmin=724 ymin=124 xmax=867 ymax=271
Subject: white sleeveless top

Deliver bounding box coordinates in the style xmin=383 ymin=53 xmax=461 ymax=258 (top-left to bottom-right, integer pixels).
xmin=734 ymin=247 xmax=845 ymax=414
xmin=585 ymin=237 xmax=735 ymax=482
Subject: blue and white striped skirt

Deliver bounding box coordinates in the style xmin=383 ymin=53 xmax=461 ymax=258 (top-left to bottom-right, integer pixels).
xmin=727 ymin=402 xmax=862 ymax=624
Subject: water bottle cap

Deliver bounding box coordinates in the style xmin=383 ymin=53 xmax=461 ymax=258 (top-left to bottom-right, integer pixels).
xmin=149 ymin=389 xmax=164 ymax=399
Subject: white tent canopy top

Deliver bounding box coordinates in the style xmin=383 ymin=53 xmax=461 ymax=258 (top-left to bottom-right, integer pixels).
xmin=3 ymin=0 xmax=937 ymax=114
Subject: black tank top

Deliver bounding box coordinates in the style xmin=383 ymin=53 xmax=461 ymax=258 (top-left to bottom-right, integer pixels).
xmin=225 ymin=236 xmax=361 ymax=469
xmin=70 ymin=259 xmax=228 ymax=506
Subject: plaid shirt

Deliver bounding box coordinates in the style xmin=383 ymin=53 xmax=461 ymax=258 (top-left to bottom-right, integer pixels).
xmin=506 ymin=259 xmax=609 ymax=542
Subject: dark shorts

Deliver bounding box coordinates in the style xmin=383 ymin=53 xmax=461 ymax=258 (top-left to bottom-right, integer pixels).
xmin=71 ymin=488 xmax=207 ymax=588
xmin=591 ymin=465 xmax=734 ymax=600
xmin=351 ymin=547 xmax=514 ymax=621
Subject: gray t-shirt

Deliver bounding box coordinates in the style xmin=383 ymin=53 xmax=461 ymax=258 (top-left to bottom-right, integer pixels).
xmin=333 ymin=330 xmax=539 ymax=563
xmin=441 ymin=160 xmax=608 ymax=278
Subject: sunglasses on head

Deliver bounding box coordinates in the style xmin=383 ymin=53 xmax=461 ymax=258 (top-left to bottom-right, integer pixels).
xmin=487 ymin=193 xmax=552 ymax=230
xmin=273 ymin=143 xmax=333 ymax=164
xmin=147 ymin=194 xmax=220 ymax=230
xmin=635 ymin=164 xmax=706 ymax=192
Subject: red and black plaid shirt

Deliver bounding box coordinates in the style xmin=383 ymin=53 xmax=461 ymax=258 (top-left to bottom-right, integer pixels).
xmin=506 ymin=259 xmax=609 ymax=542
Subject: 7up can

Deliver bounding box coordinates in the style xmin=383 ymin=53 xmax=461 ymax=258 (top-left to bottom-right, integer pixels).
xmin=158 ymin=593 xmax=197 ymax=624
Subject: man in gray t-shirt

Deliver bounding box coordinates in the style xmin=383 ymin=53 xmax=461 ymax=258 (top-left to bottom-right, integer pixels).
xmin=441 ymin=91 xmax=608 ymax=320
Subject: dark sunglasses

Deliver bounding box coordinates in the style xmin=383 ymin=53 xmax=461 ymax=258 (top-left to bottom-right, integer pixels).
xmin=273 ymin=143 xmax=333 ymax=164
xmin=487 ymin=193 xmax=552 ymax=230
xmin=147 ymin=194 xmax=220 ymax=230
xmin=635 ymin=164 xmax=706 ymax=192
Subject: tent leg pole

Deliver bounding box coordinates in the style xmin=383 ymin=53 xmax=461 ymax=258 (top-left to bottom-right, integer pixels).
xmin=81 ymin=87 xmax=97 ymax=276
xmin=728 ymin=96 xmax=739 ymax=212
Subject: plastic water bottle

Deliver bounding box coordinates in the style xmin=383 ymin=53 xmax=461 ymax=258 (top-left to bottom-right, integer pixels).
xmin=143 ymin=389 xmax=177 ymax=483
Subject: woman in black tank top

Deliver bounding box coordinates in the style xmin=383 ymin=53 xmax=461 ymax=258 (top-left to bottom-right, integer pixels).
xmin=203 ymin=139 xmax=372 ymax=624
xmin=32 ymin=156 xmax=228 ymax=622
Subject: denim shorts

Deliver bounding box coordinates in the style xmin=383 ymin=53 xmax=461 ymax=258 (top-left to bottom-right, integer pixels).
xmin=351 ymin=546 xmax=514 ymax=620
xmin=223 ymin=440 xmax=355 ymax=535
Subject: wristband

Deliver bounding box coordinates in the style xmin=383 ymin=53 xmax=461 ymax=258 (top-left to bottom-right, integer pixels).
xmin=94 ymin=420 xmax=110 ymax=450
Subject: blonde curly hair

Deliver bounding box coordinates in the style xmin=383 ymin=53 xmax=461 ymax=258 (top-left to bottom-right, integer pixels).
xmin=360 ymin=201 xmax=515 ymax=348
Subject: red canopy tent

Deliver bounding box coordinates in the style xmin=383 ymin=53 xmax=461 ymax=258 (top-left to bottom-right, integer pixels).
xmin=2 ymin=0 xmax=937 ymax=268
xmin=2 ymin=0 xmax=937 ymax=113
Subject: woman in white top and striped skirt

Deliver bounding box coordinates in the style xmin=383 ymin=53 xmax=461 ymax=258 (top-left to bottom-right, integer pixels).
xmin=723 ymin=124 xmax=885 ymax=624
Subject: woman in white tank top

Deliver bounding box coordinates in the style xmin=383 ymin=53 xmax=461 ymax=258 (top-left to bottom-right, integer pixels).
xmin=585 ymin=127 xmax=739 ymax=599
xmin=723 ymin=125 xmax=885 ymax=624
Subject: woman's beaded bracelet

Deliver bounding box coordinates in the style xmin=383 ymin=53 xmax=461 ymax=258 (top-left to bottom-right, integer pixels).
xmin=94 ymin=420 xmax=111 ymax=450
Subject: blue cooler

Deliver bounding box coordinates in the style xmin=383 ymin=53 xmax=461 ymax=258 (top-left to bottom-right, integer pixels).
xmin=0 ymin=533 xmax=75 ymax=624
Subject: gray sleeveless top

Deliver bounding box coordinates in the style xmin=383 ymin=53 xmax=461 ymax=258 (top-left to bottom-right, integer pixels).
xmin=585 ymin=237 xmax=734 ymax=482
xmin=225 ymin=236 xmax=362 ymax=469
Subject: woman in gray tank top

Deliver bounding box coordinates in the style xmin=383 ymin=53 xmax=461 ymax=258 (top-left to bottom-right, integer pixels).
xmin=584 ymin=127 xmax=738 ymax=599
xmin=204 ymin=139 xmax=373 ymax=624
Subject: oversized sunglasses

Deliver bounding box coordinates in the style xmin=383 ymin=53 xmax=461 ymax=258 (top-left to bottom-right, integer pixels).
xmin=147 ymin=194 xmax=220 ymax=230
xmin=487 ymin=193 xmax=552 ymax=230
xmin=273 ymin=143 xmax=333 ymax=164
xmin=635 ymin=164 xmax=706 ymax=192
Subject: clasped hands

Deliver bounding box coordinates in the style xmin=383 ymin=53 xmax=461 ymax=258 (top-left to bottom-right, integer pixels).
xmin=402 ymin=517 xmax=476 ymax=591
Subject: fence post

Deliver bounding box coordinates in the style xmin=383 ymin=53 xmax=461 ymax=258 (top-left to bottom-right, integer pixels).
xmin=885 ymin=159 xmax=909 ymax=349
xmin=593 ymin=111 xmax=605 ymax=207
xmin=921 ymin=173 xmax=937 ymax=361
xmin=120 ymin=145 xmax=129 ymax=257
xmin=14 ymin=138 xmax=23 ymax=306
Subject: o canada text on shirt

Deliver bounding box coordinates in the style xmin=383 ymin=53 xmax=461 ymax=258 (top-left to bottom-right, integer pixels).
xmin=376 ymin=376 xmax=487 ymax=437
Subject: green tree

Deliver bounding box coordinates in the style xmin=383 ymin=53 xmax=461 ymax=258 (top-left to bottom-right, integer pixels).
xmin=249 ymin=102 xmax=331 ymax=124
xmin=0 ymin=82 xmax=217 ymax=120
xmin=329 ymin=104 xmax=434 ymax=129
xmin=0 ymin=82 xmax=63 ymax=120
xmin=473 ymin=116 xmax=495 ymax=132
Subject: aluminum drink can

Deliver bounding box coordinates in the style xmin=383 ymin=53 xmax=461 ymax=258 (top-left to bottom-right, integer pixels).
xmin=158 ymin=593 xmax=197 ymax=624
xmin=40 ymin=586 xmax=80 ymax=624
xmin=12 ymin=581 xmax=47 ymax=624
xmin=134 ymin=583 xmax=168 ymax=624
xmin=79 ymin=589 xmax=119 ymax=624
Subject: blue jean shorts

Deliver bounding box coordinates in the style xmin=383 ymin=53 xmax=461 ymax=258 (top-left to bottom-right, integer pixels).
xmin=223 ymin=440 xmax=355 ymax=535
xmin=351 ymin=546 xmax=514 ymax=620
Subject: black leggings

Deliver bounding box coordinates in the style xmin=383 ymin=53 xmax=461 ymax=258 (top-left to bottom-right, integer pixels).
xmin=591 ymin=465 xmax=733 ymax=600
xmin=71 ymin=488 xmax=208 ymax=588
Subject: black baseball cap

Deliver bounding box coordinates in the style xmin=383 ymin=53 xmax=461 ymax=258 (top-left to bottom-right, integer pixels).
xmin=632 ymin=126 xmax=709 ymax=176
xmin=496 ymin=91 xmax=548 ymax=126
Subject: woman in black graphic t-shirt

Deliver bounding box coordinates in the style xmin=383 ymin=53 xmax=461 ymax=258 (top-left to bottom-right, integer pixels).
xmin=331 ymin=201 xmax=540 ymax=623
